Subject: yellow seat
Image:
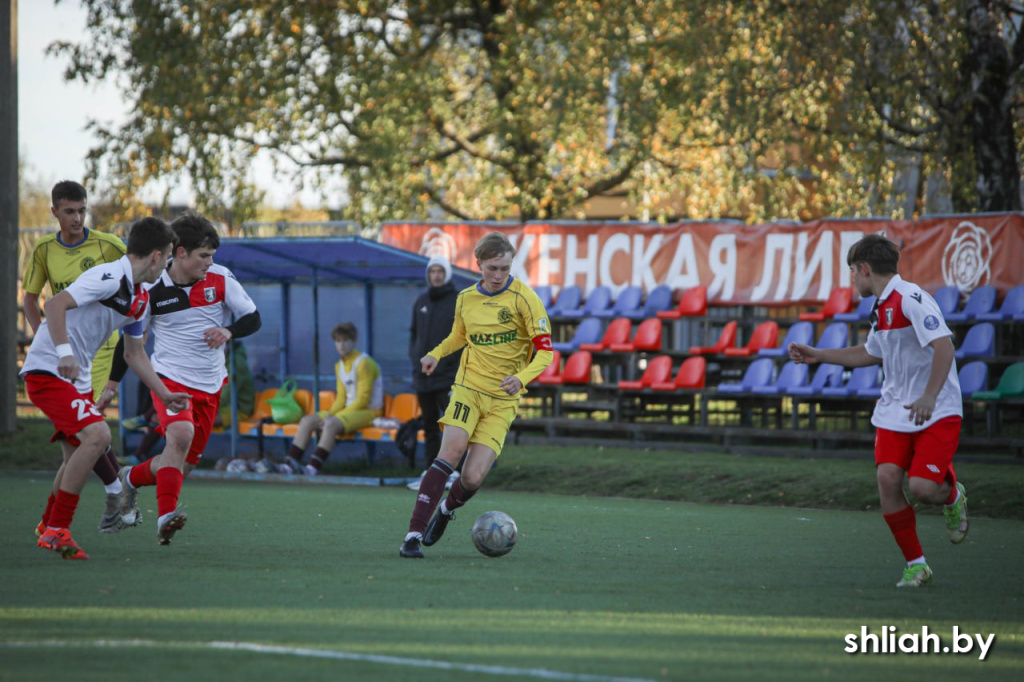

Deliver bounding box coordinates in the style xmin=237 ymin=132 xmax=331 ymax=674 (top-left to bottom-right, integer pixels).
xmin=358 ymin=393 xmax=420 ymax=441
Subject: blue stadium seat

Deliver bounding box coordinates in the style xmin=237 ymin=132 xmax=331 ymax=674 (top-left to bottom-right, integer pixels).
xmin=626 ymin=284 xmax=673 ymax=320
xmin=815 ymin=322 xmax=849 ymax=350
xmin=975 ymin=285 xmax=1024 ymax=323
xmin=751 ymin=361 xmax=809 ymax=395
xmin=833 ymin=295 xmax=876 ymax=322
xmin=593 ymin=285 xmax=644 ymax=319
xmin=552 ymin=317 xmax=603 ymax=353
xmin=533 ymin=285 xmax=553 ymax=310
xmin=958 ymin=361 xmax=989 ymax=397
xmin=716 ymin=358 xmax=775 ymax=394
xmin=785 ymin=363 xmax=843 ymax=396
xmin=759 ymin=321 xmax=814 ymax=358
xmin=561 ymin=285 xmax=614 ymax=319
xmin=820 ymin=366 xmax=881 ymax=397
xmin=945 ymin=285 xmax=996 ymax=323
xmin=548 ymin=285 xmax=583 ymax=318
xmin=932 ymin=285 xmax=960 ymax=319
xmin=954 ymin=322 xmax=995 ymax=360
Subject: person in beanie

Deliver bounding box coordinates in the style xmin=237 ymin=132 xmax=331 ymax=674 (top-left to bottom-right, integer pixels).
xmin=406 ymin=256 xmax=462 ymax=491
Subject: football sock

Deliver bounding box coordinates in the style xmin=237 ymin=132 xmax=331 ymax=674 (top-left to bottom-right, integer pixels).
xmin=287 ymin=444 xmax=305 ymax=461
xmin=309 ymin=448 xmax=330 ymax=471
xmin=442 ymin=476 xmax=476 ymax=514
xmin=129 ymin=459 xmax=157 ymax=488
xmin=156 ymin=467 xmax=184 ymax=518
xmin=409 ymin=459 xmax=455 ymax=534
xmin=883 ymin=505 xmax=924 ymax=562
xmin=92 ymin=445 xmax=120 ymax=486
xmin=944 ymin=485 xmax=960 ymax=506
xmin=104 ymin=478 xmax=123 ymax=496
xmin=41 ymin=493 xmax=56 ymax=526
xmin=49 ymin=490 xmax=80 ymax=529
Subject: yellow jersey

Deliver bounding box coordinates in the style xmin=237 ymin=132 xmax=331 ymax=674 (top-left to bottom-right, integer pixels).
xmin=429 ymin=277 xmax=553 ymax=398
xmin=23 ymin=228 xmax=127 ymax=297
xmin=323 ymin=351 xmax=385 ymax=417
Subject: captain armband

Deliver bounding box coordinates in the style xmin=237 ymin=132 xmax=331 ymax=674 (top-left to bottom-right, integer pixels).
xmin=532 ymin=334 xmax=553 ymax=351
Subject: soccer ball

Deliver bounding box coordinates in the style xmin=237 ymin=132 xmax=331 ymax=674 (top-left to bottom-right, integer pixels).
xmin=471 ymin=510 xmax=518 ymax=557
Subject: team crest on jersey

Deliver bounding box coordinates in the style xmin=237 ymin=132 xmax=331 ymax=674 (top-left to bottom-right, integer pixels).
xmin=204 ymin=287 xmax=217 ymax=302
xmin=80 ymin=257 xmax=96 ymax=272
xmin=885 ymin=308 xmax=893 ymax=325
xmin=498 ymin=307 xmax=514 ymax=323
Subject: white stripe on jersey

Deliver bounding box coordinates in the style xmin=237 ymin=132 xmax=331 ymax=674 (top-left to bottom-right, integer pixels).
xmin=20 ymin=256 xmax=149 ymax=394
xmin=145 ymin=263 xmax=257 ymax=393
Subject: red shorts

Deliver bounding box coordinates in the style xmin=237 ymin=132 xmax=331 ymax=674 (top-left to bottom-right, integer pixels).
xmin=875 ymin=416 xmax=961 ymax=484
xmin=151 ymin=377 xmax=223 ymax=465
xmin=25 ymin=373 xmax=106 ymax=447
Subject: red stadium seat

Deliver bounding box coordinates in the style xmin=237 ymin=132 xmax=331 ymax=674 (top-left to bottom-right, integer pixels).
xmin=657 ymin=285 xmax=708 ymax=319
xmin=651 ymin=356 xmax=706 ymax=391
xmin=618 ymin=355 xmax=673 ymax=390
xmin=724 ymin=321 xmax=779 ymax=357
xmin=579 ymin=318 xmax=632 ymax=352
xmin=609 ymin=318 xmax=662 ymax=352
xmin=538 ymin=351 xmax=592 ymax=385
xmin=531 ymin=350 xmax=562 ymax=384
xmin=689 ymin=320 xmax=737 ymax=355
xmin=799 ymin=287 xmax=852 ymax=322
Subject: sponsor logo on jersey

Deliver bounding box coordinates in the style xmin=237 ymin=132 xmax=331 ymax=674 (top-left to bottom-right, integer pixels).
xmin=101 ymin=272 xmax=114 ymax=280
xmin=470 ymin=330 xmax=518 ymax=346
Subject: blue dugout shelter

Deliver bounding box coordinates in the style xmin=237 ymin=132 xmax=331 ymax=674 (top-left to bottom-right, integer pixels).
xmin=120 ymin=237 xmax=478 ymax=460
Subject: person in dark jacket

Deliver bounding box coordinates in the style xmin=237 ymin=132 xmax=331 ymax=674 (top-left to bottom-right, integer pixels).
xmin=407 ymin=256 xmax=462 ymax=491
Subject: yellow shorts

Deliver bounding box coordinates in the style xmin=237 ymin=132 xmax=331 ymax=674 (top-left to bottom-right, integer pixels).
xmin=322 ymin=409 xmax=382 ymax=433
xmin=440 ymin=384 xmax=518 ymax=456
xmin=90 ymin=333 xmax=119 ymax=402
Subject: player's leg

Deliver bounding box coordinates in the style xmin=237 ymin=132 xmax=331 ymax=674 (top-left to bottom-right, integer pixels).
xmin=286 ymin=413 xmax=323 ymax=472
xmin=147 ymin=420 xmax=193 ymax=545
xmin=422 ymin=442 xmax=497 ymax=547
xmin=876 ymin=428 xmax=931 ymax=587
xmin=401 ymin=422 xmax=471 ymax=558
xmin=40 ymin=421 xmax=110 ymax=560
xmin=905 ymin=416 xmax=967 ymax=544
xmin=90 ymin=339 xmax=125 ymax=522
xmin=306 ymin=414 xmax=347 ymax=474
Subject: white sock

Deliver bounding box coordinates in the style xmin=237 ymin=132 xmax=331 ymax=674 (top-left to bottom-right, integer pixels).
xmin=908 ymin=556 xmax=928 ymax=566
xmin=944 ymin=488 xmax=961 ymax=508
xmin=440 ymin=500 xmax=452 ymax=516
xmin=405 ymin=532 xmax=422 ymax=542
xmin=104 ymin=480 xmax=123 ymax=495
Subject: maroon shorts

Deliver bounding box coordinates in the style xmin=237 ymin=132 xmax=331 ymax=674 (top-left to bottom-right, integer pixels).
xmin=875 ymin=416 xmax=961 ymax=484
xmin=25 ymin=373 xmax=106 ymax=447
xmin=152 ymin=377 xmax=223 ymax=465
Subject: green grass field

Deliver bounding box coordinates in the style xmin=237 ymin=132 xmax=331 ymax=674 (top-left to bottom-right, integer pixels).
xmin=2 ymin=470 xmax=1022 ymax=681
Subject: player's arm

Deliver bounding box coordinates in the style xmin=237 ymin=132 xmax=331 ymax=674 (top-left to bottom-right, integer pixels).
xmin=422 ymin=304 xmax=467 ymax=375
xmin=904 ymin=335 xmax=955 ymax=426
xmin=788 ymin=342 xmax=880 ymax=368
xmin=43 ymin=291 xmax=81 ymax=380
xmin=122 ymin=333 xmax=190 ymax=412
xmin=23 ymin=292 xmax=43 ymax=333
xmin=203 ymin=310 xmax=262 ymax=349
xmin=503 ymin=295 xmax=554 ymax=394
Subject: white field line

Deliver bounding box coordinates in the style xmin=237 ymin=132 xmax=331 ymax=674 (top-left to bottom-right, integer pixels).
xmin=0 ymin=639 xmax=657 ymax=682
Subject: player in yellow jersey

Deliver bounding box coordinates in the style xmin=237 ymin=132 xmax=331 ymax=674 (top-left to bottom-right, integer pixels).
xmin=22 ymin=181 xmax=132 ymax=534
xmin=400 ymin=232 xmax=553 ymax=558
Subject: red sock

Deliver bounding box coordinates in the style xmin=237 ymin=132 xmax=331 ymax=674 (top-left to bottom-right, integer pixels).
xmin=409 ymin=460 xmax=455 ymax=534
xmin=156 ymin=468 xmax=184 ymax=517
xmin=944 ymin=474 xmax=959 ymax=505
xmin=49 ymin=490 xmax=80 ymax=529
xmin=41 ymin=493 xmax=56 ymax=526
xmin=443 ymin=476 xmax=477 ymax=513
xmin=129 ymin=458 xmax=157 ymax=488
xmin=883 ymin=505 xmax=923 ymax=562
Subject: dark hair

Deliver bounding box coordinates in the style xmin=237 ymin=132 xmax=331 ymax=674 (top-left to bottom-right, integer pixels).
xmin=475 ymin=231 xmax=514 ymax=262
xmin=847 ymin=234 xmax=900 ymax=275
xmin=331 ymin=322 xmax=357 ymax=341
xmin=51 ymin=180 xmax=87 ymax=207
xmin=170 ymin=211 xmax=220 ymax=253
xmin=125 ymin=217 xmax=176 ymax=257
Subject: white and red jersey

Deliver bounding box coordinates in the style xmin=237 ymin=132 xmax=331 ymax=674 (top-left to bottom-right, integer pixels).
xmin=864 ymin=275 xmax=962 ymax=432
xmin=20 ymin=255 xmax=150 ymax=394
xmin=145 ymin=263 xmax=257 ymax=393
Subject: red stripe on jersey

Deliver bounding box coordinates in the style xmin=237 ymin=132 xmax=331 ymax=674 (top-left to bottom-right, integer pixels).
xmin=188 ymin=272 xmax=226 ymax=308
xmin=128 ymin=285 xmax=149 ymax=320
xmin=532 ymin=334 xmax=553 ymax=351
xmin=876 ymin=290 xmax=911 ymax=330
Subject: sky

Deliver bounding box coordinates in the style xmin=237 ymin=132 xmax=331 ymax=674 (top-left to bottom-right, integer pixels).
xmin=17 ymin=1 xmax=318 ymax=210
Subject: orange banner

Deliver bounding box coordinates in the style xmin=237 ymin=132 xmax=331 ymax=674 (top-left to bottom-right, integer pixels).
xmin=380 ymin=215 xmax=1024 ymax=305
